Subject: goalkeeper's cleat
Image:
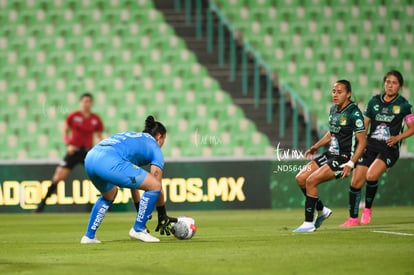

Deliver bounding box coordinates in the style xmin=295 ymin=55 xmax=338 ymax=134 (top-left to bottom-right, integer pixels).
xmin=361 ymin=208 xmax=372 ymax=225
xmin=129 ymin=228 xmax=160 ymax=242
xmin=340 ymin=217 xmax=360 ymax=227
xmin=293 ymin=222 xmax=316 ymax=233
xmin=80 ymin=236 xmax=101 ymax=244
xmin=314 ymin=207 xmax=332 ymax=229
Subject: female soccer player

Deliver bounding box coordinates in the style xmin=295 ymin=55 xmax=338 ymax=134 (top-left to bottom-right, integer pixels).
xmin=341 ymin=70 xmax=414 ymax=226
xmin=80 ymin=116 xmax=176 ymax=243
xmin=293 ymin=80 xmax=366 ymax=233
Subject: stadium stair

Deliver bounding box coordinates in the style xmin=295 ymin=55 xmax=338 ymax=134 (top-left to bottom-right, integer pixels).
xmin=0 ymin=0 xmax=276 ymax=159
xmin=153 ymin=0 xmax=316 ymax=150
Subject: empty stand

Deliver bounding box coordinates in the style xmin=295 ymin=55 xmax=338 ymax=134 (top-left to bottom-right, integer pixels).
xmin=213 ymin=0 xmax=414 ymax=154
xmin=0 ymin=0 xmax=273 ymax=159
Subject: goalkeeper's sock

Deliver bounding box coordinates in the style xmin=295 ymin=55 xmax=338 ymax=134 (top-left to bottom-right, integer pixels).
xmin=365 ymin=180 xmax=378 ymax=209
xmin=133 ymin=190 xmax=160 ymax=232
xmin=349 ymin=187 xmax=361 ymax=218
xmin=84 ymin=196 xmax=112 ymax=239
xmin=305 ymin=195 xmax=318 ymax=222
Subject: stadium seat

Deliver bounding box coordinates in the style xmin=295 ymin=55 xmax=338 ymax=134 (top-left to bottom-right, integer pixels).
xmin=213 ymin=0 xmax=414 ymax=153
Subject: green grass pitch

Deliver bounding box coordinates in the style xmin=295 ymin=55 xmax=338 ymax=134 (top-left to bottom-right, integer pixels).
xmin=0 ymin=207 xmax=413 ymax=275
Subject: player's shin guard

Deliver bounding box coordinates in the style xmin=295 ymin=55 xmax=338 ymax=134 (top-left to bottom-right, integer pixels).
xmin=305 ymin=195 xmax=318 ymax=222
xmin=133 ymin=190 xmax=160 ymax=232
xmin=365 ymin=181 xmax=378 ymax=208
xmin=349 ymin=187 xmax=361 ymax=218
xmin=85 ymin=196 xmax=112 ymax=239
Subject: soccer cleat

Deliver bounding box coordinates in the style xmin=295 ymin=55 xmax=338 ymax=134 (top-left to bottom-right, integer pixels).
xmin=361 ymin=208 xmax=372 ymax=225
xmin=80 ymin=236 xmax=101 ymax=244
xmin=340 ymin=217 xmax=360 ymax=227
xmin=314 ymin=207 xmax=332 ymax=229
xmin=293 ymin=222 xmax=316 ymax=233
xmin=129 ymin=228 xmax=160 ymax=242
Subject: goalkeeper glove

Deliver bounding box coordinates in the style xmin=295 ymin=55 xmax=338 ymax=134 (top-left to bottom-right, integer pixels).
xmin=155 ymin=205 xmax=177 ymax=236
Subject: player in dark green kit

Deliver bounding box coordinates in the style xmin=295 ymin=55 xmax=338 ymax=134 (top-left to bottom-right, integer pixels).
xmin=294 ymin=80 xmax=366 ymax=233
xmin=341 ymin=70 xmax=414 ymax=226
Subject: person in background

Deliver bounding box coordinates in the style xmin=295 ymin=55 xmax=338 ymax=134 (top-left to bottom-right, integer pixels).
xmin=34 ymin=93 xmax=104 ymax=213
xmin=341 ymin=70 xmax=414 ymax=226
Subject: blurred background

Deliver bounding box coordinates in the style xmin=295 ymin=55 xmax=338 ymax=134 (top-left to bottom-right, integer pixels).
xmin=0 ymin=0 xmax=413 ymax=161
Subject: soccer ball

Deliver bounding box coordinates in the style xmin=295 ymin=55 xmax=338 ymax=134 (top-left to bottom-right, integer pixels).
xmin=171 ymin=216 xmax=197 ymax=240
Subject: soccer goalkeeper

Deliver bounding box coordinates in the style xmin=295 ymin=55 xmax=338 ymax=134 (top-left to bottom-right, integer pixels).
xmin=80 ymin=116 xmax=176 ymax=243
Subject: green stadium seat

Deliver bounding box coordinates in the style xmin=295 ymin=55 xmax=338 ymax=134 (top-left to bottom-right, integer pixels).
xmin=0 ymin=0 xmax=282 ymax=159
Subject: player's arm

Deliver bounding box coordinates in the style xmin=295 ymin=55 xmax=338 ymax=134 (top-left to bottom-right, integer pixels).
xmin=386 ymin=114 xmax=414 ymax=147
xmin=63 ymin=120 xmax=71 ymax=144
xmin=150 ymin=164 xmax=177 ymax=235
xmin=363 ymin=116 xmax=371 ymax=133
xmin=95 ymin=117 xmax=104 ymax=143
xmin=350 ymin=131 xmax=367 ymax=164
xmin=63 ymin=118 xmax=77 ymax=154
xmin=304 ymin=131 xmax=331 ymax=159
xmin=341 ymin=130 xmax=366 ymax=178
xmin=149 ymin=165 xmax=165 ymax=207
xmin=95 ymin=131 xmax=104 ymax=142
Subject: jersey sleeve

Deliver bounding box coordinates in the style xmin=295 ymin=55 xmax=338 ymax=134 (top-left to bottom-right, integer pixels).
xmin=363 ymin=96 xmax=375 ymax=119
xmin=151 ymin=146 xmax=164 ymax=170
xmin=403 ymin=101 xmax=413 ymax=116
xmin=65 ymin=112 xmax=75 ymax=128
xmin=352 ymin=108 xmax=365 ymax=133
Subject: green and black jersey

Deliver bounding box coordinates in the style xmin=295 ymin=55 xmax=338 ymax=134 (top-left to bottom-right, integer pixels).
xmin=365 ymin=94 xmax=413 ymax=149
xmin=328 ymin=102 xmax=365 ymax=157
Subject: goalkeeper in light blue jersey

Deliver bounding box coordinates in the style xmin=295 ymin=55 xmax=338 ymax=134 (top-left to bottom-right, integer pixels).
xmin=80 ymin=116 xmax=176 ymax=243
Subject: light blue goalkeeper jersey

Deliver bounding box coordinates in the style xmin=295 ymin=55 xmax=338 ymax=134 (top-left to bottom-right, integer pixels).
xmin=98 ymin=131 xmax=164 ymax=170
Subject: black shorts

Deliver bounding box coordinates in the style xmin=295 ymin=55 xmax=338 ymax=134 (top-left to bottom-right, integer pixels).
xmin=357 ymin=142 xmax=399 ymax=168
xmin=314 ymin=151 xmax=350 ymax=179
xmin=59 ymin=147 xmax=89 ymax=169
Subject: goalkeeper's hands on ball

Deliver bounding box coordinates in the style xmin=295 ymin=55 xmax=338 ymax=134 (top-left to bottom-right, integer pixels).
xmin=155 ymin=205 xmax=177 ymax=236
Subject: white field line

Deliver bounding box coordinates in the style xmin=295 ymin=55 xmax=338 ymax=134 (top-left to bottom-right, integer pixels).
xmin=372 ymin=230 xmax=414 ymax=237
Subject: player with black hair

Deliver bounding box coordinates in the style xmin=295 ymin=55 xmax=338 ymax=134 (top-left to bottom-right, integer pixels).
xmin=34 ymin=93 xmax=104 ymax=212
xmin=80 ymin=115 xmax=176 ymax=243
xmin=341 ymin=70 xmax=414 ymax=226
xmin=294 ymin=80 xmax=366 ymax=233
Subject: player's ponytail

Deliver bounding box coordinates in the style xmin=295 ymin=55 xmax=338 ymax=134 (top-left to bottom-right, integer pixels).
xmin=143 ymin=115 xmax=167 ymax=137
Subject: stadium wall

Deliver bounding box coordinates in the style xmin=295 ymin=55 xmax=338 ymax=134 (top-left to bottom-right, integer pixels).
xmin=0 ymin=157 xmax=413 ymax=213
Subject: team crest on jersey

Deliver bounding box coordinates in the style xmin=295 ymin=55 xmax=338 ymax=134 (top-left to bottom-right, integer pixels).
xmin=339 ymin=116 xmax=347 ymax=126
xmin=355 ymin=119 xmax=363 ymax=128
xmin=392 ymin=105 xmax=401 ymax=114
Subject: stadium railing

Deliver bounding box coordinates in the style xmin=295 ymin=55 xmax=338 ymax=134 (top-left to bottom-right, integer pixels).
xmin=178 ymin=0 xmax=313 ymax=149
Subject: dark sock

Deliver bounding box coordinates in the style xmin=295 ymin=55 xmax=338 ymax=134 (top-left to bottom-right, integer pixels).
xmin=45 ymin=181 xmax=58 ymax=198
xmin=302 ymin=188 xmax=324 ymax=211
xmin=300 ymin=188 xmax=306 ymax=196
xmin=316 ymin=199 xmax=324 ymax=211
xmin=305 ymin=195 xmax=318 ymax=222
xmin=35 ymin=182 xmax=57 ymax=212
xmin=365 ymin=180 xmax=378 ymax=209
xmin=134 ymin=202 xmax=140 ymax=212
xmin=349 ymin=187 xmax=361 ymax=218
